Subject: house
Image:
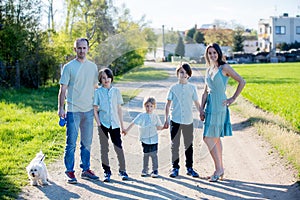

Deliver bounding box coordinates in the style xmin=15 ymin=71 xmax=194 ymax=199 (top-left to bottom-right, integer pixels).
xmin=164 ymin=43 xmax=206 ymax=61
xmin=243 ymin=30 xmax=259 ymax=53
xmin=243 ymin=39 xmax=259 ymax=53
xmin=258 ymin=13 xmax=300 ymax=52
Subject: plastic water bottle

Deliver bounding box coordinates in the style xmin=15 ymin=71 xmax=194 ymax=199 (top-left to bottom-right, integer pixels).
xmin=59 ymin=117 xmax=67 ymax=127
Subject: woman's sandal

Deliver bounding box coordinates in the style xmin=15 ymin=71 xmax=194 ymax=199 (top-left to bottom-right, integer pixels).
xmin=209 ymin=172 xmax=224 ymax=182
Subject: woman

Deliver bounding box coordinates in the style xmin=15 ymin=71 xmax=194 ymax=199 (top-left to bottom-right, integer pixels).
xmin=200 ymin=43 xmax=245 ymax=182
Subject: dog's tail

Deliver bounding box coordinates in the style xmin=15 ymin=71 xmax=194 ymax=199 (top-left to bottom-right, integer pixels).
xmin=36 ymin=150 xmax=45 ymax=162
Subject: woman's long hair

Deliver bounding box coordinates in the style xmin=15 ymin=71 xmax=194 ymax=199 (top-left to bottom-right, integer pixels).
xmin=204 ymin=43 xmax=226 ymax=66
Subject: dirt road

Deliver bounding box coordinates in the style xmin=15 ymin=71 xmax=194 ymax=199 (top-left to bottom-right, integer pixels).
xmin=19 ymin=62 xmax=300 ymax=199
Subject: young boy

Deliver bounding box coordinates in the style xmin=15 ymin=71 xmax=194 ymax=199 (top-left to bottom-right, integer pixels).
xmin=164 ymin=63 xmax=201 ymax=178
xmin=93 ymin=68 xmax=128 ymax=182
xmin=123 ymin=97 xmax=164 ymax=177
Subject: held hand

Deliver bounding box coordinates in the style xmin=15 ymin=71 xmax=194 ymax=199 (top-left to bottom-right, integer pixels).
xmin=200 ymin=110 xmax=205 ymax=121
xmin=122 ymin=129 xmax=127 ymax=136
xmin=163 ymin=121 xmax=169 ymax=129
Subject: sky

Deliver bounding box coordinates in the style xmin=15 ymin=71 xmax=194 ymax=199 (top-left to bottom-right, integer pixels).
xmin=48 ymin=0 xmax=299 ymax=31
xmin=113 ymin=0 xmax=300 ymax=31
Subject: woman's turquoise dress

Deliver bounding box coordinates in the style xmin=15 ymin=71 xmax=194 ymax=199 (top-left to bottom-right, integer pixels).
xmin=203 ymin=66 xmax=232 ymax=137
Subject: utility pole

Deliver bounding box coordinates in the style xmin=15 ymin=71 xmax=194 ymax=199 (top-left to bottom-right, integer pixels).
xmin=162 ymin=25 xmax=165 ymax=61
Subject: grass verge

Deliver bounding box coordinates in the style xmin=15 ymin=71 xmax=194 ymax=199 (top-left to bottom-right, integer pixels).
xmin=115 ymin=65 xmax=169 ymax=82
xmin=229 ymin=88 xmax=300 ymax=179
xmin=0 ymin=65 xmax=168 ymax=199
xmin=0 ymin=85 xmax=65 ymax=200
xmin=227 ymin=62 xmax=300 ymax=179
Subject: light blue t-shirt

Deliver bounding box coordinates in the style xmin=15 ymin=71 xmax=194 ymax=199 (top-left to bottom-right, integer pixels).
xmin=167 ymin=83 xmax=198 ymax=124
xmin=93 ymin=86 xmax=124 ymax=129
xmin=133 ymin=113 xmax=163 ymax=144
xmin=59 ymin=59 xmax=98 ymax=112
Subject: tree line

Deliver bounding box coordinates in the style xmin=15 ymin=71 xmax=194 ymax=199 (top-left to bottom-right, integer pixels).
xmin=0 ymin=0 xmax=256 ymax=89
xmin=0 ymin=0 xmax=157 ymax=88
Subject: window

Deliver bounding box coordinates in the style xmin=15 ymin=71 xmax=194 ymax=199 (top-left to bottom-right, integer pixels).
xmin=296 ymin=26 xmax=300 ymax=34
xmin=275 ymin=26 xmax=286 ymax=34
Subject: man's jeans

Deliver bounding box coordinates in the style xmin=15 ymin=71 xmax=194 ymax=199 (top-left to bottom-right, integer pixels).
xmin=64 ymin=109 xmax=94 ymax=172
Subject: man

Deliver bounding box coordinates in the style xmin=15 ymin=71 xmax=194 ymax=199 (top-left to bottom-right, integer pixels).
xmin=58 ymin=38 xmax=99 ymax=184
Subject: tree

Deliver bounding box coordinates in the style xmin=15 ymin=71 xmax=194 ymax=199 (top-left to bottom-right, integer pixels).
xmin=185 ymin=27 xmax=196 ymax=43
xmin=157 ymin=29 xmax=179 ymax=46
xmin=193 ymin=31 xmax=204 ymax=44
xmin=43 ymin=0 xmax=55 ymax=31
xmin=142 ymin=27 xmax=158 ymax=57
xmin=64 ymin=0 xmax=115 ymax=47
xmin=0 ymin=0 xmax=60 ymax=88
xmin=204 ymin=27 xmax=233 ymax=46
xmin=232 ymin=27 xmax=244 ymax=52
xmin=93 ymin=5 xmax=148 ymax=75
xmin=165 ymin=30 xmax=179 ymax=44
xmin=175 ymin=36 xmax=185 ymax=57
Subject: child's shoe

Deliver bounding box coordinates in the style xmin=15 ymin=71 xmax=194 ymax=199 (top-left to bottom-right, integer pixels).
xmin=169 ymin=168 xmax=179 ymax=178
xmin=141 ymin=169 xmax=148 ymax=177
xmin=186 ymin=167 xmax=199 ymax=178
xmin=151 ymin=170 xmax=158 ymax=178
xmin=119 ymin=171 xmax=129 ymax=180
xmin=103 ymin=171 xmax=111 ymax=182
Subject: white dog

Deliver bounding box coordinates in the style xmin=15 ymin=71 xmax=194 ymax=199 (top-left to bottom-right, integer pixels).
xmin=26 ymin=151 xmax=49 ymax=186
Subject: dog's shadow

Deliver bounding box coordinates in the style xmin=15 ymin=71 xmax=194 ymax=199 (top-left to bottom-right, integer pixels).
xmin=35 ymin=180 xmax=80 ymax=199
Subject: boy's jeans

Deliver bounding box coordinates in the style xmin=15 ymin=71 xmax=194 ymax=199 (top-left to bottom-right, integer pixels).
xmin=142 ymin=143 xmax=158 ymax=172
xmin=64 ymin=109 xmax=94 ymax=172
xmin=170 ymin=120 xmax=194 ymax=169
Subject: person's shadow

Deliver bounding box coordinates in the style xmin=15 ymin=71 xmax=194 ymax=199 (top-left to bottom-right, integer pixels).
xmin=87 ymin=177 xmax=196 ymax=199
xmin=36 ymin=177 xmax=299 ymax=200
xmin=161 ymin=176 xmax=300 ymax=200
xmin=35 ymin=180 xmax=80 ymax=199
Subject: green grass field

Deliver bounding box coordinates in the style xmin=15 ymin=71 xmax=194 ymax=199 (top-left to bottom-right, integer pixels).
xmin=0 ymin=85 xmax=65 ymax=199
xmin=0 ymin=66 xmax=168 ymax=199
xmin=230 ymin=62 xmax=300 ymax=132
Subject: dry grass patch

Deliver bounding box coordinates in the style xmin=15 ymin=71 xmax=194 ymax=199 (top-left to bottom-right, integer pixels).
xmin=231 ymin=95 xmax=300 ymax=178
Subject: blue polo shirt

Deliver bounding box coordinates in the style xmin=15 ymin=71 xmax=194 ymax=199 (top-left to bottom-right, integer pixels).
xmin=167 ymin=83 xmax=198 ymax=124
xmin=93 ymin=86 xmax=124 ymax=129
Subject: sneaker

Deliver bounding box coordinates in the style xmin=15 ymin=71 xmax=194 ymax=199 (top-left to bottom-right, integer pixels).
xmin=169 ymin=168 xmax=179 ymax=178
xmin=65 ymin=171 xmax=77 ymax=184
xmin=81 ymin=169 xmax=99 ymax=181
xmin=186 ymin=167 xmax=199 ymax=177
xmin=141 ymin=170 xmax=148 ymax=177
xmin=119 ymin=171 xmax=129 ymax=180
xmin=103 ymin=171 xmax=111 ymax=182
xmin=150 ymin=170 xmax=158 ymax=178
